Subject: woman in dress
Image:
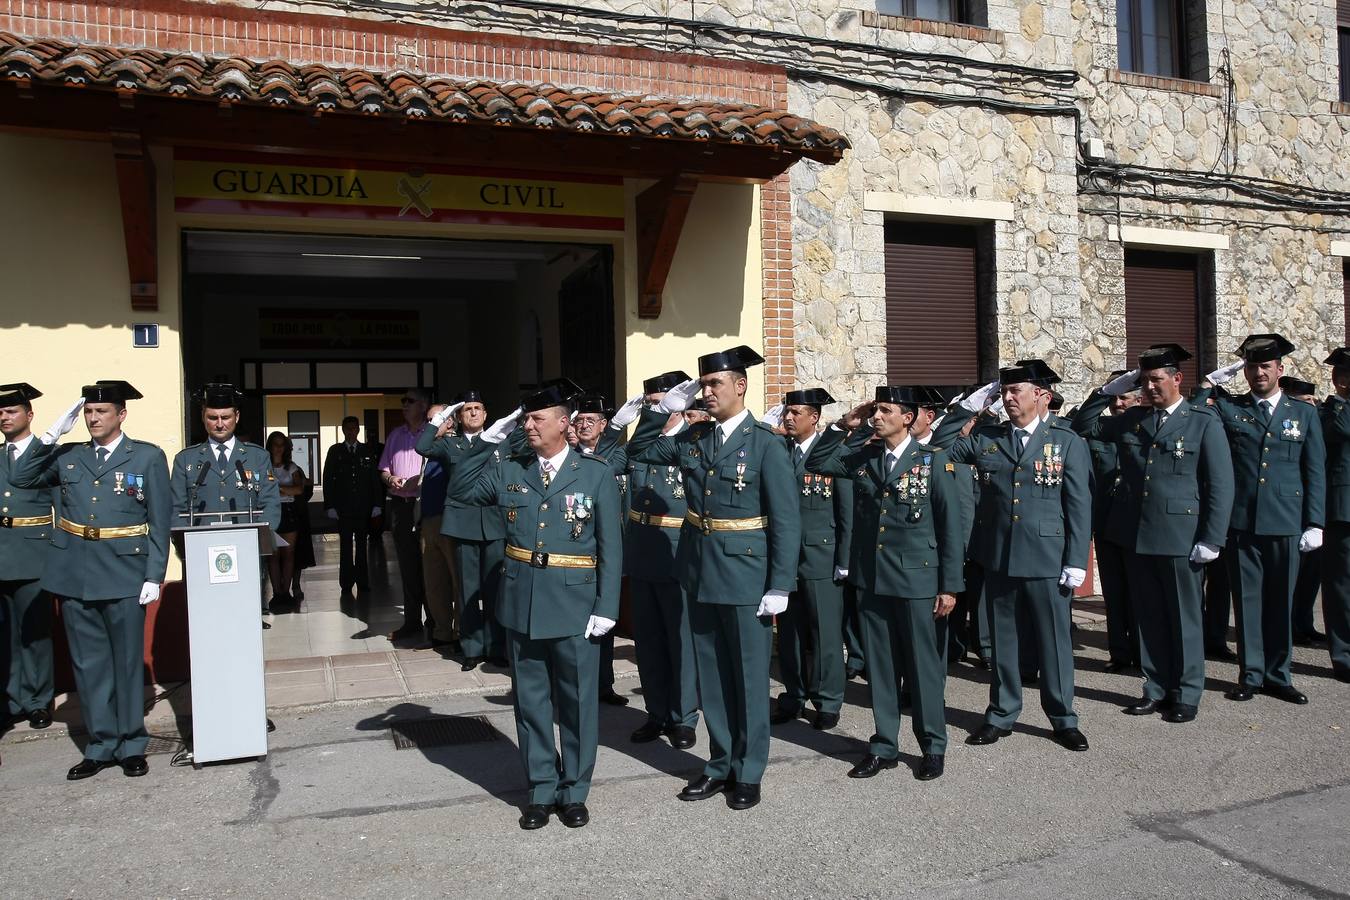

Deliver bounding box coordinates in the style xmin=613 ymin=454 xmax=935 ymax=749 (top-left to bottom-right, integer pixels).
xmin=266 ymin=431 xmax=309 ymax=610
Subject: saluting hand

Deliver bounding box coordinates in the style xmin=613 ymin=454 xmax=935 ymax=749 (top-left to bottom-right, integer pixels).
xmin=656 ymin=379 xmax=700 ymax=414
xmin=837 ymin=401 xmax=874 ymax=431
xmin=41 ymin=397 xmax=86 ymax=445
xmin=610 ymin=394 xmax=645 ymax=428
xmin=1102 ymin=368 xmax=1141 ymax=396
xmin=482 ymin=406 xmax=524 ymax=444
xmin=760 ymin=404 xmax=785 ymax=429
xmin=1205 ymin=360 xmax=1245 ymax=386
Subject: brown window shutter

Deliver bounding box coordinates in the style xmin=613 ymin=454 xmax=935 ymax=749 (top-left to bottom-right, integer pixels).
xmin=1340 ymin=0 xmax=1350 ymax=24
xmin=884 ymin=222 xmax=980 ymax=384
xmin=1344 ymin=260 xmax=1349 ymax=340
xmin=1124 ymin=250 xmax=1201 ymax=387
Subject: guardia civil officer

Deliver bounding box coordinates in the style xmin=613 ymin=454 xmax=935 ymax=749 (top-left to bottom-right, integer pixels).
xmin=605 ymin=372 xmax=701 ymax=749
xmin=13 ymin=382 xmax=170 ymax=779
xmin=446 ymin=383 xmax=621 ymax=830
xmin=322 ymin=416 xmax=383 ymax=598
xmin=1200 ymin=334 xmax=1325 ymax=704
xmin=932 ymin=361 xmax=1092 ymax=751
xmin=0 ymin=384 xmax=56 ymax=730
xmin=1074 ymin=345 xmax=1235 ymax=722
xmin=625 ymin=346 xmax=801 ymax=810
xmin=1280 ymin=376 xmax=1328 ymax=646
xmin=765 ymin=388 xmax=852 ymax=732
xmin=1320 ymin=348 xmax=1350 ymax=682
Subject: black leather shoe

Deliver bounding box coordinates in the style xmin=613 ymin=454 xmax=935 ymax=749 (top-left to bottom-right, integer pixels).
xmin=598 ymin=690 xmax=629 ymax=707
xmin=1163 ymin=703 xmax=1197 ymax=723
xmin=1103 ymin=659 xmax=1135 ymax=674
xmin=120 ymin=755 xmax=148 ymax=777
xmin=67 ymin=758 xmax=114 ymax=780
xmin=770 ymin=707 xmax=799 ymax=725
xmin=1225 ymin=687 xmax=1256 ymax=701
xmin=974 ymin=656 xmax=992 ymax=671
xmin=558 ymin=802 xmax=589 ymax=828
xmin=1053 ymin=728 xmax=1089 ymax=751
xmin=1261 ymin=684 xmax=1308 ymax=705
xmin=518 ymin=804 xmax=551 ymax=830
xmin=1293 ymin=629 xmax=1326 ymax=647
xmin=1123 ymin=697 xmax=1162 ymax=716
xmin=847 ymin=754 xmax=899 ymax=778
xmin=678 ymin=775 xmax=730 ymax=801
xmin=630 ymin=721 xmax=665 ymax=743
xmin=899 ymin=691 xmax=912 ymax=709
xmin=965 ymin=723 xmax=1012 ymax=746
xmin=846 ymin=668 xmax=866 ymax=681
xmin=915 ymin=753 xmax=945 ymax=781
xmin=666 ymin=725 xmax=696 ymax=750
xmin=27 ymin=709 xmax=52 ymax=729
xmin=726 ymin=782 xmax=760 ymax=810
xmin=813 ymin=711 xmax=840 ymax=731
xmin=460 ymin=656 xmax=483 ymax=672
xmin=389 ymin=625 xmax=424 ymax=643
xmin=1207 ymin=645 xmax=1238 ymax=662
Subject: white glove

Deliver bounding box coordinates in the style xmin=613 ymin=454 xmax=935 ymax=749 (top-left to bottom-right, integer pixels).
xmin=1189 ymin=541 xmax=1221 ymax=564
xmin=584 ymin=615 xmax=616 ymax=638
xmin=988 ymin=398 xmax=1006 ymax=419
xmin=761 ymin=404 xmax=785 ymax=429
xmin=656 ymin=378 xmax=700 ymax=414
xmin=41 ymin=397 xmax=85 ymax=445
xmin=1058 ymin=566 xmax=1086 ymax=589
xmin=429 ymin=401 xmax=465 ymax=428
xmin=959 ymin=380 xmax=1000 ymax=412
xmin=327 ymin=509 xmax=339 ymax=521
xmin=834 ymin=567 xmax=849 ymax=582
xmin=138 ymin=581 xmax=160 ymax=606
xmin=569 ymin=409 xmax=579 ymax=423
xmin=1299 ymin=527 xmax=1324 ymax=553
xmin=1103 ymin=369 xmax=1141 ymax=396
xmin=482 ymin=406 xmax=523 ymax=444
xmin=371 ymin=507 xmax=382 ymax=517
xmin=756 ymin=589 xmax=789 ymax=617
xmin=1206 ymin=360 xmax=1245 ymax=386
xmin=610 ymin=394 xmax=644 ymax=428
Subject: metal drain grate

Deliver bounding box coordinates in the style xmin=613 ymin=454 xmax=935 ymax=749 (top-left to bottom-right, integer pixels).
xmin=144 ymin=735 xmax=184 ymax=756
xmin=389 ymin=715 xmax=503 ymax=750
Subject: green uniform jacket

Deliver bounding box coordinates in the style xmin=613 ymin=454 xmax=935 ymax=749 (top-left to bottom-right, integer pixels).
xmin=933 ymin=413 xmax=1092 ymax=578
xmin=791 ymin=433 xmax=853 ymax=581
xmin=613 ymin=438 xmax=687 ymax=581
xmin=920 ymin=434 xmax=977 ymax=552
xmin=1322 ymin=395 xmax=1350 ymax=524
xmin=1085 ymin=436 xmax=1119 ymax=538
xmin=1195 ymin=388 xmax=1326 ymax=536
xmin=447 ymin=440 xmax=621 ymax=639
xmin=1072 ymin=391 xmax=1234 ymax=555
xmin=0 ymin=440 xmax=54 ymax=580
xmin=809 ymin=427 xmax=965 ymax=598
xmin=626 ymin=408 xmax=801 ymax=605
xmin=321 ymin=441 xmax=384 ymax=521
xmin=12 ymin=437 xmax=171 ymax=601
xmin=170 ymin=441 xmax=282 ymax=531
xmin=414 ymin=427 xmax=507 ymax=542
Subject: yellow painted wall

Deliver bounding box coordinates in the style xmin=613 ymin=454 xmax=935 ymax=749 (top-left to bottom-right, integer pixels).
xmin=262 ymin=392 xmax=403 ymax=474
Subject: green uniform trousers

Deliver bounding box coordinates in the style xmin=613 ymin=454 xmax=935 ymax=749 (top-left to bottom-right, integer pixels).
xmin=1321 ymin=523 xmax=1350 ymax=676
xmin=947 ymin=562 xmax=991 ymax=663
xmin=457 ymin=538 xmax=504 ymax=659
xmin=1203 ymin=555 xmax=1232 ymax=650
xmin=4 ymin=579 xmax=53 ymax=715
xmin=1128 ymin=553 xmax=1206 ymax=707
xmin=630 ymin=578 xmax=699 ymax=729
xmin=843 ymin=583 xmax=866 ymax=676
xmin=1097 ymin=540 xmax=1139 ymax=665
xmin=691 ymin=600 xmax=772 ymax=785
xmin=984 ymin=573 xmax=1078 ymax=730
xmin=776 ymin=576 xmax=845 ymax=716
xmin=62 ymin=595 xmax=147 ymax=761
xmin=507 ymin=627 xmax=599 ymax=806
xmin=1292 ymin=548 xmax=1323 ymax=637
xmin=861 ymin=591 xmax=948 ymax=757
xmin=1227 ymin=532 xmax=1300 ymax=689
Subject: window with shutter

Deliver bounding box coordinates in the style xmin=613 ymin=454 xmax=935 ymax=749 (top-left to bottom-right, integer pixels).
xmin=1343 ymin=260 xmax=1349 ymax=340
xmin=884 ymin=222 xmax=981 ymax=384
xmin=1339 ymin=26 xmax=1350 ymax=102
xmin=1124 ymin=250 xmax=1204 ymax=387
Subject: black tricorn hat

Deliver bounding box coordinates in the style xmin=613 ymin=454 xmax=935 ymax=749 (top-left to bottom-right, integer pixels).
xmin=688 ymin=397 xmax=709 ymax=412
xmin=1278 ymin=375 xmax=1316 ymax=396
xmin=573 ymin=393 xmax=609 ymax=416
xmin=521 ymin=383 xmax=580 ymax=414
xmin=0 ymin=383 xmax=41 ymax=407
xmin=1048 ymin=390 xmax=1065 ymax=412
xmin=697 ymin=345 xmax=764 ymax=377
xmin=924 ymin=385 xmax=965 ymax=407
xmin=784 ymin=388 xmax=835 ymax=408
xmin=1235 ymin=333 xmax=1295 ymax=364
xmin=916 ymin=386 xmax=953 ymax=409
xmin=643 ymin=370 xmax=692 ymax=394
xmin=456 ymin=389 xmax=483 ymax=404
xmin=999 ymin=359 xmax=1060 ymax=388
xmin=194 ymin=382 xmax=244 ymax=408
xmin=82 ymin=380 xmax=143 ymax=404
xmin=874 ymin=385 xmax=924 ymax=408
xmin=1324 ymin=348 xmax=1350 ymax=368
xmin=1138 ymin=343 xmax=1193 ymax=371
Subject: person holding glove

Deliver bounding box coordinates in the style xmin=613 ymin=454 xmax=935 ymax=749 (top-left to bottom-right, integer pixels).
xmin=623 ymin=346 xmax=801 ymax=811
xmin=11 ymin=381 xmax=170 ymax=781
xmin=1193 ymin=334 xmax=1325 ymax=706
xmin=1072 ymin=345 xmax=1235 ymax=724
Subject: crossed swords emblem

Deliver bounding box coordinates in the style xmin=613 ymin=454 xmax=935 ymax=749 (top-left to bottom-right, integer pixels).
xmin=396 ymin=173 xmax=433 ymax=218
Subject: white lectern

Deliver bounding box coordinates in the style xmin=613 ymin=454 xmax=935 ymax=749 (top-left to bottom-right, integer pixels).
xmin=173 ymin=520 xmax=274 ymax=764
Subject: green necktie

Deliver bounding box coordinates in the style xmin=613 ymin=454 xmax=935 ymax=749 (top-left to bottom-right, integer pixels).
xmin=713 ymin=426 xmax=723 ymax=455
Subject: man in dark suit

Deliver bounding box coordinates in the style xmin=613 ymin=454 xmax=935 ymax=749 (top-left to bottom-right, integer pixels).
xmin=322 ymin=415 xmax=383 ymax=598
xmin=1319 ymin=349 xmax=1350 ymax=683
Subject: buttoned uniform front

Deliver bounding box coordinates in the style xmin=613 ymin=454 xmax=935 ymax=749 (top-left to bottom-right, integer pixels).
xmin=932 ymin=412 xmax=1091 ymax=731
xmin=321 ymin=440 xmax=384 ymax=593
xmin=11 ymin=436 xmax=170 ymax=762
xmin=624 ymin=406 xmax=800 ymax=786
xmin=0 ymin=437 xmax=56 ymax=719
xmin=775 ymin=432 xmax=853 ymax=720
xmin=1195 ymin=386 xmax=1326 ymax=690
xmin=415 ymin=427 xmax=507 ymax=660
xmin=920 ymin=430 xmax=985 ymax=663
xmin=1073 ymin=392 xmax=1235 ymax=708
xmin=807 ymin=425 xmax=965 ymax=758
xmin=1083 ymin=427 xmax=1137 ymax=667
xmin=574 ymin=426 xmax=624 ymax=694
xmin=446 ymin=439 xmax=621 ymax=807
xmin=1319 ymin=394 xmax=1350 ymax=678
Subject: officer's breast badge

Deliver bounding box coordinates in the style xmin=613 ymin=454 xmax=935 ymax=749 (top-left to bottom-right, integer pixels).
xmin=1283 ymin=419 xmax=1301 ymax=439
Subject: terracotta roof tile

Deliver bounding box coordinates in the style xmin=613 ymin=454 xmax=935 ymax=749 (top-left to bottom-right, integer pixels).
xmin=0 ymin=31 xmax=848 ymax=158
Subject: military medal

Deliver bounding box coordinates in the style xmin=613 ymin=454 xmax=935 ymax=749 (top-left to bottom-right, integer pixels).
xmin=1052 ymin=444 xmax=1064 ymax=485
xmin=1173 ymin=437 xmax=1186 ymax=459
xmin=802 ymin=475 xmax=812 ymax=497
xmin=920 ymin=454 xmax=931 ymax=495
xmin=564 ymin=495 xmax=576 ymax=522
xmin=1034 ymin=459 xmax=1045 ymax=486
xmin=822 ymin=476 xmax=833 ymax=498
xmin=114 ymin=471 xmax=125 ymax=495
xmin=1283 ymin=418 xmax=1301 ymax=439
xmin=506 ymin=509 xmax=517 ymax=523
xmin=734 ymin=462 xmax=747 ymax=492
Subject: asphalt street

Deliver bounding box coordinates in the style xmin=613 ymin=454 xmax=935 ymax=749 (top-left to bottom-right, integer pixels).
xmin=1 ymin=623 xmax=1347 ymax=899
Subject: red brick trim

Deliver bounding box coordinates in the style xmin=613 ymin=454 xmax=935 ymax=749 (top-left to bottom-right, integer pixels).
xmin=1107 ymin=69 xmax=1222 ymax=98
xmin=860 ymin=11 xmax=1002 ymax=44
xmin=760 ymin=171 xmax=794 ymax=401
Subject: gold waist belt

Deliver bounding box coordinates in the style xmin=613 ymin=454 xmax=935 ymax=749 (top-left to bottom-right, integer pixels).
xmin=0 ymin=513 xmax=51 ymax=529
xmin=57 ymin=517 xmax=149 ymax=541
xmin=505 ymin=544 xmax=596 ymax=569
xmin=628 ymin=510 xmax=684 ymax=529
xmin=684 ymin=511 xmax=769 ymax=535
